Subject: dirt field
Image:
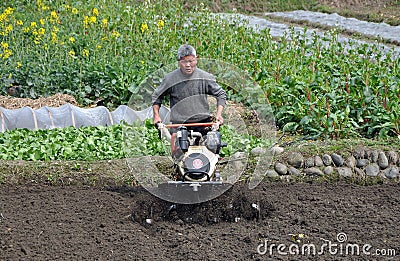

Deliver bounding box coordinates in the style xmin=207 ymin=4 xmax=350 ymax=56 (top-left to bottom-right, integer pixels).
xmin=1 ymin=181 xmax=399 ymax=260
xmin=1 ymin=1 xmax=399 ymax=260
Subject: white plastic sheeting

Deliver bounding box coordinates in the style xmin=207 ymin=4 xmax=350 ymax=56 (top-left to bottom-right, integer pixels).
xmin=266 ymin=11 xmax=400 ymax=44
xmin=0 ymin=103 xmax=170 ymax=132
xmin=217 ymin=13 xmax=400 ymax=58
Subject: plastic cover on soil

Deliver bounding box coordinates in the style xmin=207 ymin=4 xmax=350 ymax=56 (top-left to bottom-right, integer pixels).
xmin=0 ymin=103 xmax=170 ymax=132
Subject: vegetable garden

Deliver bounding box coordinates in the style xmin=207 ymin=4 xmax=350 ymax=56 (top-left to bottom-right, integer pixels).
xmin=0 ymin=0 xmax=399 ymax=161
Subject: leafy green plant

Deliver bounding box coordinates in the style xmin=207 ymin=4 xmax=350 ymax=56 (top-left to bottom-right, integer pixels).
xmin=0 ymin=118 xmax=268 ymax=161
xmin=0 ymin=0 xmax=399 ymax=140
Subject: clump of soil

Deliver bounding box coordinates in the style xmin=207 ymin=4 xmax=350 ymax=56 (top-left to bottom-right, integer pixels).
xmin=124 ymin=183 xmax=275 ymax=225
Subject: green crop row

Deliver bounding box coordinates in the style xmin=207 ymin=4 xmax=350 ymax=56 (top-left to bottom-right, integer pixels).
xmin=0 ymin=119 xmax=267 ymax=161
xmin=0 ymin=0 xmax=399 ymax=140
xmin=0 ymin=124 xmax=125 ymax=161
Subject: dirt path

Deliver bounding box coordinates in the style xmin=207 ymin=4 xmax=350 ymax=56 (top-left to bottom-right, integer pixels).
xmin=1 ymin=181 xmax=398 ymax=260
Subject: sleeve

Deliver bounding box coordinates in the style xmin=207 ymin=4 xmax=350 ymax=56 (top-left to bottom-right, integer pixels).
xmin=151 ymin=77 xmax=170 ymax=106
xmin=207 ymin=79 xmax=227 ymax=107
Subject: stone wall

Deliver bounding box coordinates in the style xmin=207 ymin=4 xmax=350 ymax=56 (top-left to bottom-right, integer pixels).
xmin=252 ymin=146 xmax=400 ymax=180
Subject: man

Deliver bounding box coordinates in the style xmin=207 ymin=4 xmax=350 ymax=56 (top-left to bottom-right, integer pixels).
xmin=151 ymin=44 xmax=226 ymax=154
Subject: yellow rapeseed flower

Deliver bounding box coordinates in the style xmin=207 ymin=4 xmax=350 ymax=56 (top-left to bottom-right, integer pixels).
xmin=82 ymin=49 xmax=89 ymax=57
xmin=68 ymin=50 xmax=75 ymax=57
xmin=102 ymin=18 xmax=108 ymax=28
xmin=4 ymin=7 xmax=14 ymax=16
xmin=1 ymin=42 xmax=9 ymax=49
xmin=89 ymin=16 xmax=96 ymax=24
xmin=30 ymin=21 xmax=37 ymax=28
xmin=17 ymin=62 xmax=22 ymax=68
xmin=23 ymin=27 xmax=30 ymax=33
xmin=69 ymin=37 xmax=75 ymax=43
xmin=92 ymin=8 xmax=99 ymax=16
xmin=17 ymin=20 xmax=23 ymax=26
xmin=0 ymin=8 xmax=13 ymax=23
xmin=51 ymin=32 xmax=58 ymax=44
xmin=64 ymin=5 xmax=70 ymax=11
xmin=111 ymin=31 xmax=120 ymax=38
xmin=40 ymin=19 xmax=45 ymax=25
xmin=5 ymin=25 xmax=13 ymax=35
xmin=157 ymin=19 xmax=164 ymax=30
xmin=72 ymin=8 xmax=78 ymax=15
xmin=83 ymin=16 xmax=89 ymax=28
xmin=51 ymin=11 xmax=58 ymax=19
xmin=38 ymin=28 xmax=45 ymax=35
xmin=53 ymin=26 xmax=59 ymax=33
xmin=96 ymin=44 xmax=102 ymax=49
xmin=50 ymin=11 xmax=58 ymax=23
xmin=141 ymin=23 xmax=148 ymax=33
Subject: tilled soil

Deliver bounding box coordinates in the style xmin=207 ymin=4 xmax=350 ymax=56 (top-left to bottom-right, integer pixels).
xmin=1 ymin=181 xmax=399 ymax=260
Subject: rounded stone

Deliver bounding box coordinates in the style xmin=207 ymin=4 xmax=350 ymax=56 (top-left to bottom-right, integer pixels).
xmin=378 ymin=151 xmax=389 ymax=169
xmin=288 ymin=166 xmax=300 ymax=175
xmin=365 ymin=163 xmax=380 ymax=177
xmin=337 ymin=167 xmax=353 ymax=177
xmin=274 ymin=162 xmax=288 ymax=175
xmin=383 ymin=166 xmax=399 ymax=179
xmin=270 ymin=146 xmax=284 ymax=155
xmin=356 ymin=159 xmax=370 ymax=168
xmin=304 ymin=167 xmax=323 ymax=176
xmin=331 ymin=153 xmax=344 ymax=167
xmin=369 ymin=150 xmax=379 ymax=163
xmin=322 ymin=154 xmax=332 ymax=166
xmin=314 ymin=156 xmax=324 ymax=167
xmin=304 ymin=157 xmax=315 ymax=168
xmin=287 ymin=152 xmax=304 ymax=168
xmin=386 ymin=151 xmax=398 ymax=165
xmin=324 ymin=166 xmax=334 ymax=175
xmin=345 ymin=156 xmax=356 ymax=169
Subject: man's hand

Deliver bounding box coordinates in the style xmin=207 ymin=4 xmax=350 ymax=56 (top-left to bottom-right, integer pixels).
xmin=154 ymin=121 xmax=162 ymax=129
xmin=215 ymin=115 xmax=224 ymax=125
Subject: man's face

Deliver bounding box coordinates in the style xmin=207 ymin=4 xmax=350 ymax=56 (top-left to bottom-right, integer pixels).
xmin=178 ymin=55 xmax=197 ymax=75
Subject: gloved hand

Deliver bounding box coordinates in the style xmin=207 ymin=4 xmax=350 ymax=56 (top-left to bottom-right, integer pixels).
xmin=154 ymin=121 xmax=162 ymax=129
xmin=154 ymin=121 xmax=162 ymax=139
xmin=212 ymin=121 xmax=220 ymax=131
xmin=154 ymin=122 xmax=172 ymax=141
